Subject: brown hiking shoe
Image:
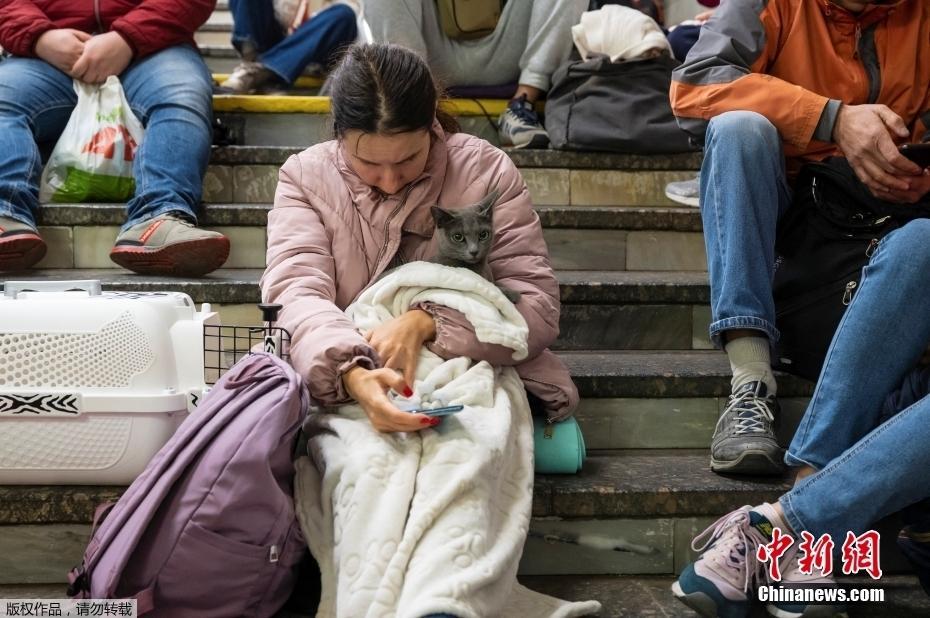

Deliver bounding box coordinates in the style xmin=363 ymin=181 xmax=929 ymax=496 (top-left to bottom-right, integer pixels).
xmin=109 ymin=214 xmax=230 ymax=277
xmin=0 ymin=216 xmax=47 ymax=272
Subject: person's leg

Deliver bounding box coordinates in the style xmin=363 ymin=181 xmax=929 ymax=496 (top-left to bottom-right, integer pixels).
xmin=228 ymin=0 xmax=285 ymax=59
xmin=701 ymin=111 xmax=792 ymax=474
xmin=781 ymin=390 xmax=930 ymax=547
xmin=364 ymin=0 xmax=431 ymax=59
xmin=0 ymin=56 xmax=76 ymax=270
xmin=259 ymin=4 xmax=358 ymax=84
xmin=515 ymin=0 xmax=587 ymax=97
xmin=114 ymin=45 xmax=229 ymax=277
xmin=786 ymin=219 xmax=930 ymax=471
xmin=667 ymin=24 xmax=703 ymax=62
xmin=673 ymin=390 xmax=930 ymax=617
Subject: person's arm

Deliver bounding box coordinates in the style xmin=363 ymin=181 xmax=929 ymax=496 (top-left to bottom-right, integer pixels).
xmin=418 ymin=144 xmax=560 ymax=366
xmin=0 ymin=0 xmax=57 ymax=57
xmin=109 ymin=0 xmax=215 ymax=58
xmin=261 ymin=155 xmax=380 ymax=407
xmin=669 ymin=0 xmax=838 ymax=151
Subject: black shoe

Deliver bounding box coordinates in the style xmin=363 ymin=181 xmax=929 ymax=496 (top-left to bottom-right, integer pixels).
xmin=710 ymin=381 xmax=785 ymax=475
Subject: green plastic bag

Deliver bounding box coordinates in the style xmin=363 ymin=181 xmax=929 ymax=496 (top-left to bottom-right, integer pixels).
xmin=40 ymin=76 xmax=144 ymax=203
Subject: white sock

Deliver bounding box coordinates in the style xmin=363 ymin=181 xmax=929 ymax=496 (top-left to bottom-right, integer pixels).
xmin=725 ymin=336 xmax=777 ymax=396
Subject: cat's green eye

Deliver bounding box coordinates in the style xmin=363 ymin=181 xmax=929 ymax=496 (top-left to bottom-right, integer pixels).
xmin=478 ymin=231 xmax=490 ymax=240
xmin=452 ymin=233 xmax=465 ymax=242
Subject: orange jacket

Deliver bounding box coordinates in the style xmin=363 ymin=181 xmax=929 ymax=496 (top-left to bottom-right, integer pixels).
xmin=670 ymin=0 xmax=930 ymax=161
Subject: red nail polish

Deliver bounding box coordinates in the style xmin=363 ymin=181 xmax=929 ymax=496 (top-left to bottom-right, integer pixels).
xmin=403 ymin=386 xmax=414 ymax=397
xmin=420 ymin=418 xmax=433 ymax=425
xmin=429 ymin=418 xmax=441 ymax=426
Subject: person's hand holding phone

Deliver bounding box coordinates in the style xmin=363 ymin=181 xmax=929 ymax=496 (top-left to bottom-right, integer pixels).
xmin=833 ymin=103 xmax=923 ymax=201
xmin=342 ymin=366 xmax=438 ymax=433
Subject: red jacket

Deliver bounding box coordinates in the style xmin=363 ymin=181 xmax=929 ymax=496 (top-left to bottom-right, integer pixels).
xmin=0 ymin=0 xmax=215 ymax=59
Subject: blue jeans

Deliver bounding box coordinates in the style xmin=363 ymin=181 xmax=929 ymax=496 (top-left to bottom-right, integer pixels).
xmin=699 ymin=111 xmax=793 ymax=348
xmin=781 ymin=219 xmax=930 ymax=545
xmin=229 ymin=0 xmax=357 ymax=84
xmin=0 ymin=45 xmax=212 ymax=232
xmin=779 ymin=219 xmax=930 ymax=541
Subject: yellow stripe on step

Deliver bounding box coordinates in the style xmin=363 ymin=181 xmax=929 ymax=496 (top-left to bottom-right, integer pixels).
xmin=213 ymin=74 xmax=324 ymax=89
xmin=212 ymin=95 xmax=514 ymax=117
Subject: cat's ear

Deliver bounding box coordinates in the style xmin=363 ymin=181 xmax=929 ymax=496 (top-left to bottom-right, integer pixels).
xmin=477 ymin=189 xmax=500 ymax=217
xmin=431 ymin=205 xmax=456 ymax=228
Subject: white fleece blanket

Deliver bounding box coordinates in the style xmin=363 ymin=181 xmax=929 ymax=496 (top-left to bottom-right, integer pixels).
xmin=294 ymin=262 xmax=600 ymax=618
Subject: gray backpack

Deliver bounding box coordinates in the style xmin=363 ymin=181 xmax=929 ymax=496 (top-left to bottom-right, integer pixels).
xmin=544 ymin=53 xmax=696 ymax=154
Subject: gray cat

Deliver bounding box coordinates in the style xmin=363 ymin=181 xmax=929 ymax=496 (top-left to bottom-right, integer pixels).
xmin=430 ymin=190 xmax=520 ymax=303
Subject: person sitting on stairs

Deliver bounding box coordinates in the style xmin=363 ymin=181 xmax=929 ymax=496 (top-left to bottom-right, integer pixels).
xmin=670 ymin=0 xmax=930 ymax=476
xmin=222 ymin=0 xmax=363 ymax=94
xmin=0 ymin=0 xmax=230 ymax=276
xmin=363 ymin=0 xmax=587 ymax=149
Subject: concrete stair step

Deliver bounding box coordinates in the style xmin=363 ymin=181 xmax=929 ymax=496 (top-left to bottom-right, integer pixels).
xmin=0 ymin=270 xmax=725 ymax=351
xmin=3 ymin=451 xmax=914 ymax=582
xmin=0 ymin=450 xmax=791 ymax=582
xmin=28 ymin=206 xmax=706 ymax=271
xmin=0 ymin=451 xmax=790 ymax=524
xmin=203 ymin=152 xmax=700 ymax=209
xmin=209 ymin=144 xmax=702 ymax=170
xmin=4 ymin=575 xmax=928 ymax=616
xmin=35 ymin=201 xmax=702 ymax=232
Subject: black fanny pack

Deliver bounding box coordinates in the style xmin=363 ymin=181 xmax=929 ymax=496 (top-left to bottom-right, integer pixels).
xmin=773 ymin=158 xmax=930 ymax=381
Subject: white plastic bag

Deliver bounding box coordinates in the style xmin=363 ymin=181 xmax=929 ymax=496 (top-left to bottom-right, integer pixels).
xmin=40 ymin=76 xmax=145 ymax=203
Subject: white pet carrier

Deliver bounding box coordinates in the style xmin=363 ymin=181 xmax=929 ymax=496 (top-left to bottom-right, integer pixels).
xmin=0 ymin=280 xmax=218 ymax=484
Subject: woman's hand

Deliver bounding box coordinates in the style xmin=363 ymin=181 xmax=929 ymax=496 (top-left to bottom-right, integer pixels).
xmin=364 ymin=309 xmax=436 ymax=387
xmin=342 ymin=366 xmax=437 ymax=433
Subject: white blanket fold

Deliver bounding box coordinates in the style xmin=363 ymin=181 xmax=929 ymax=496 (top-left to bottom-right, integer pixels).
xmin=294 ymin=262 xmax=600 ymax=618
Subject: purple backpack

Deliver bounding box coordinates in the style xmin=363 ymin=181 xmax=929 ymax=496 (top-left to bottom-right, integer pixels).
xmin=67 ymin=353 xmax=310 ymax=617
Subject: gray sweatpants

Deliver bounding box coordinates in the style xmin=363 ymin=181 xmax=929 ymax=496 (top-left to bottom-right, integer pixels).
xmin=363 ymin=0 xmax=587 ymax=91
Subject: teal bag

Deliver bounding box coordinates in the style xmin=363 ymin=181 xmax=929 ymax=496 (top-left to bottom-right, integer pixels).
xmin=533 ymin=416 xmax=586 ymax=474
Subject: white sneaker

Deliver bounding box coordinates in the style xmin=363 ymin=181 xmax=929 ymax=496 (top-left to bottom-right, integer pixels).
xmin=665 ymin=175 xmax=701 ymax=207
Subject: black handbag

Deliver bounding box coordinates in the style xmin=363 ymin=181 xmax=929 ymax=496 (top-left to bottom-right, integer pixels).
xmin=773 ymin=158 xmax=930 ymax=381
xmin=544 ymin=53 xmax=696 ymax=154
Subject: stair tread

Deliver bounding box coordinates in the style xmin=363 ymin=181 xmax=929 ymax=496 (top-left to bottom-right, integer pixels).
xmin=34 ymin=202 xmax=703 ymax=231
xmin=1 ymin=269 xmax=714 ymax=305
xmin=208 ymin=144 xmax=702 ymax=170
xmin=534 ymin=450 xmax=790 ymax=517
xmin=0 ymin=449 xmax=793 ymax=524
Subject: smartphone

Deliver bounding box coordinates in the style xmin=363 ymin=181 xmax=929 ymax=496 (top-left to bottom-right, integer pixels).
xmin=416 ymin=405 xmax=464 ymax=417
xmin=899 ymin=143 xmax=930 ymax=168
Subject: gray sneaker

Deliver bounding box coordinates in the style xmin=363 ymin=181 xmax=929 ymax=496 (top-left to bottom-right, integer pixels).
xmin=498 ymin=95 xmax=550 ymax=149
xmin=109 ymin=213 xmax=230 ymax=277
xmin=221 ymin=62 xmax=287 ymax=94
xmin=0 ymin=216 xmax=46 ymax=272
xmin=665 ymin=176 xmax=700 ymax=207
xmin=711 ymin=381 xmax=785 ymax=475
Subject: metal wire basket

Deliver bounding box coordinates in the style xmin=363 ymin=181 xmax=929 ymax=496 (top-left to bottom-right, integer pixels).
xmin=202 ymin=304 xmax=291 ymax=384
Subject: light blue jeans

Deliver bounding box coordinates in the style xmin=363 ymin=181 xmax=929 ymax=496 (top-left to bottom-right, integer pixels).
xmin=0 ymin=45 xmax=212 ymax=232
xmin=699 ymin=111 xmax=793 ymax=348
xmin=701 ymin=110 xmax=930 ymax=543
xmin=780 ymin=218 xmax=930 ymax=543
